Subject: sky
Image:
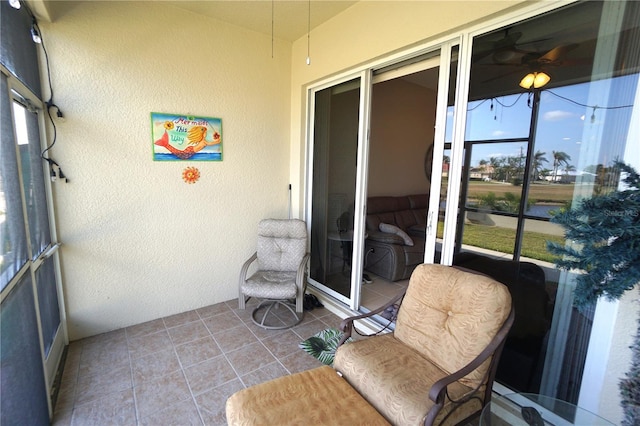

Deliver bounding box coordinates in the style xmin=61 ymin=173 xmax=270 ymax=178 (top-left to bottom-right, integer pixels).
xmin=446 ymin=74 xmax=638 ymax=173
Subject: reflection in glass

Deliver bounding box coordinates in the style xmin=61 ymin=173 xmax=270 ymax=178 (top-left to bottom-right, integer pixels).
xmin=309 ymin=79 xmax=360 ymax=299
xmin=458 ymin=0 xmax=639 ymax=404
xmin=465 ymin=93 xmax=530 ymax=141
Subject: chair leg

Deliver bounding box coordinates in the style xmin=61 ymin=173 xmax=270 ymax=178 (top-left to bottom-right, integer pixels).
xmin=296 ymin=293 xmax=304 ymax=313
xmin=251 ymin=300 xmax=303 ymax=330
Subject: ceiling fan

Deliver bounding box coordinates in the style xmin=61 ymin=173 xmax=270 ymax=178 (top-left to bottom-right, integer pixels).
xmin=474 ymin=29 xmax=580 ymax=86
xmin=473 ymin=28 xmax=538 ymax=64
xmin=473 ymin=27 xmax=579 ymax=66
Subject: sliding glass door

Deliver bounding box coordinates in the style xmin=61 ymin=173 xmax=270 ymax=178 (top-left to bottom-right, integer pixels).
xmin=307 ymin=43 xmax=459 ymax=309
xmin=307 ymin=74 xmax=370 ymax=306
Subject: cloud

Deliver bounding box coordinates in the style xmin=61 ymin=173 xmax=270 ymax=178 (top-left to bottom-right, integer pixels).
xmin=492 ymin=130 xmax=508 ymax=137
xmin=543 ymin=110 xmax=575 ymax=121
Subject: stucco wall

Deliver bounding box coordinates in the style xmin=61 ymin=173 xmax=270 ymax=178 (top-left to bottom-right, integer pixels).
xmin=39 ymin=1 xmax=292 ymax=340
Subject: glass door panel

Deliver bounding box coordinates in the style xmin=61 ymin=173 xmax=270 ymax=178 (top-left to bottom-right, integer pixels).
xmin=455 ymin=0 xmax=640 ymax=404
xmin=361 ymin=55 xmax=440 ymax=310
xmin=309 ymin=77 xmax=362 ymax=303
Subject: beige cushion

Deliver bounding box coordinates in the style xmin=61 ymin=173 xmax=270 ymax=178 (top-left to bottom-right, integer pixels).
xmin=226 ymin=365 xmax=390 ymax=425
xmin=334 ymin=264 xmax=511 ymax=425
xmin=395 ymin=264 xmax=512 ymax=388
xmin=334 ymin=334 xmax=482 ymax=425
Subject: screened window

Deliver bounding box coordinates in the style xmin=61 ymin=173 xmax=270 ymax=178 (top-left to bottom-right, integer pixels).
xmin=0 ymin=74 xmax=28 ymax=291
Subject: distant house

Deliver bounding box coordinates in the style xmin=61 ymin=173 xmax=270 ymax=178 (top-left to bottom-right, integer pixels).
xmin=469 ymin=165 xmax=493 ymax=181
xmin=544 ymin=170 xmax=596 ymax=183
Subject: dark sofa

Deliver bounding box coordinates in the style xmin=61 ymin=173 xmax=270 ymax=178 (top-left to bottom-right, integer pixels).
xmin=363 ymin=194 xmax=428 ymax=281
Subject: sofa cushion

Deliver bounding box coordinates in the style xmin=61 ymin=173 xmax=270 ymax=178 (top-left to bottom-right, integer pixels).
xmin=367 ymin=196 xmax=402 ymax=215
xmin=366 ymin=211 xmax=396 ymax=232
xmin=379 ymin=223 xmax=414 ymax=246
xmin=367 ymin=230 xmax=405 ymax=245
xmin=408 ymin=224 xmax=426 ymax=238
xmin=395 ymin=264 xmax=512 ymax=389
xmin=366 ymin=196 xmax=412 ymax=231
xmin=408 ymin=193 xmax=429 ymax=209
xmin=334 ymin=333 xmax=481 ymax=425
xmin=394 ymin=208 xmax=419 ymax=230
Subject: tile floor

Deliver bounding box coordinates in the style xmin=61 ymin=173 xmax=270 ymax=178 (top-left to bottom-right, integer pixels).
xmin=360 ymin=274 xmax=409 ymax=311
xmin=52 ymin=299 xmax=343 ymax=426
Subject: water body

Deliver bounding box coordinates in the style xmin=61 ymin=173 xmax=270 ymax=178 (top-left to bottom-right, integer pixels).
xmin=526 ymin=204 xmax=562 ymax=218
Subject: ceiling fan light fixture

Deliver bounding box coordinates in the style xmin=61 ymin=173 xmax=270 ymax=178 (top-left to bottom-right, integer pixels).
xmin=519 ymin=71 xmax=550 ymax=89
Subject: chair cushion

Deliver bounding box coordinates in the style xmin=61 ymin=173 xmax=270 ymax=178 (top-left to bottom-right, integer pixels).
xmin=242 ymin=271 xmax=297 ymax=299
xmin=334 ymin=334 xmax=481 ymax=425
xmin=226 ymin=366 xmax=390 ymax=425
xmin=395 ymin=264 xmax=512 ymax=388
xmin=256 ymin=219 xmax=307 ymax=272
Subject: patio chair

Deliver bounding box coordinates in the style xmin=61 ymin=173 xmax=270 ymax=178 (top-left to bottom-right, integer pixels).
xmin=335 ymin=263 xmax=515 ymax=425
xmin=238 ymin=219 xmax=309 ymax=329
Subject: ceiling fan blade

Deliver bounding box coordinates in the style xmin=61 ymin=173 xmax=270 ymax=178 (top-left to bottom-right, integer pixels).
xmin=494 ymin=31 xmax=522 ymax=49
xmin=539 ymin=43 xmax=579 ymax=63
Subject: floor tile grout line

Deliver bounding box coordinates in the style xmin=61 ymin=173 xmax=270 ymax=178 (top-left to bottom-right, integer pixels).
xmin=217 ymin=327 xmax=250 ymax=389
xmin=56 ymin=301 xmax=347 ymax=426
xmin=209 ymin=306 xmax=296 ymax=386
xmin=124 ymin=327 xmax=142 ymax=426
xmin=132 ymin=319 xmax=202 ymax=425
xmin=168 ymin=325 xmax=207 ymax=426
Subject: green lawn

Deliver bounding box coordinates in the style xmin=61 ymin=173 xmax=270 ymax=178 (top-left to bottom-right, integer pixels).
xmin=438 ymin=221 xmax=564 ymax=263
xmin=466 ymin=181 xmax=575 ymax=204
xmin=461 ymin=223 xmax=564 ymax=263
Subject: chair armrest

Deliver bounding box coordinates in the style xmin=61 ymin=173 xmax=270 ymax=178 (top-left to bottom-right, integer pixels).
xmin=338 ymin=289 xmax=406 ymax=345
xmin=238 ymin=252 xmax=258 ymax=310
xmin=239 ymin=252 xmax=258 ymax=285
xmin=427 ymin=307 xmax=515 ymax=408
xmin=297 ymin=253 xmax=311 ymax=289
xmin=296 ymin=253 xmax=311 ymax=302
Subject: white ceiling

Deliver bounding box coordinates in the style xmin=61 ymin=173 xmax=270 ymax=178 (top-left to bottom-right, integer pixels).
xmin=30 ymin=0 xmax=358 ymax=42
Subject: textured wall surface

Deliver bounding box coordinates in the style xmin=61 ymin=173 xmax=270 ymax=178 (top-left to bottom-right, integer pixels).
xmin=40 ymin=2 xmax=292 ymax=339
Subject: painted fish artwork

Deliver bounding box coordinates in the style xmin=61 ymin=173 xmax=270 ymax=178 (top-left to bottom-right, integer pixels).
xmin=151 ymin=112 xmax=222 ymax=161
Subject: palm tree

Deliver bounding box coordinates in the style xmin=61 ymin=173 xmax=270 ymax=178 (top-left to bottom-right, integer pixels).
xmin=562 ymin=164 xmax=576 ymax=183
xmin=532 ymin=150 xmax=548 ymax=181
xmin=552 ymin=151 xmax=572 ymax=182
xmin=489 ymin=156 xmax=501 ymax=180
